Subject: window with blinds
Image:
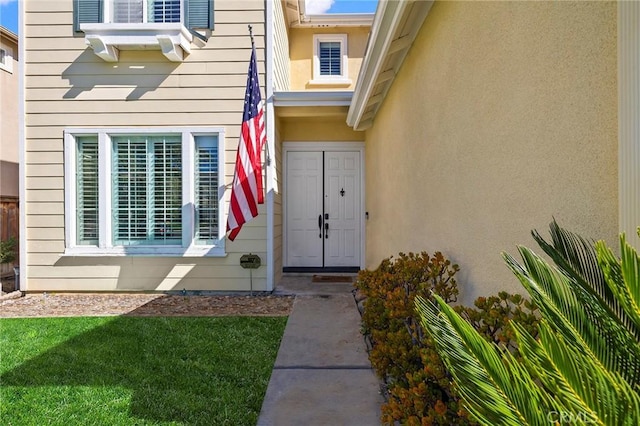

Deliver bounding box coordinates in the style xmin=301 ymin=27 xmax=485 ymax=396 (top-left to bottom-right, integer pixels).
xmin=112 ymin=136 xmax=182 ymax=246
xmin=112 ymin=0 xmax=181 ymax=24
xmin=76 ymin=136 xmax=99 ymax=245
xmin=311 ymin=34 xmax=348 ymax=84
xmin=152 ymin=0 xmax=181 ymax=23
xmin=66 ymin=128 xmax=224 ymax=255
xmin=319 ymin=42 xmax=342 ymax=76
xmin=195 ymin=135 xmax=218 ymax=244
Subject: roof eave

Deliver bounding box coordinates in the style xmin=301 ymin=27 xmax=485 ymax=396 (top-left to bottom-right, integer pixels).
xmin=0 ymin=26 xmax=18 ymax=44
xmin=297 ymin=13 xmax=374 ymax=28
xmin=347 ymin=1 xmax=434 ymax=131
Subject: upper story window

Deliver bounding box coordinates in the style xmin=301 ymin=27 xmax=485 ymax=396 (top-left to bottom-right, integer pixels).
xmin=319 ymin=41 xmax=341 ymax=76
xmin=310 ymin=34 xmax=351 ymax=87
xmin=74 ymin=0 xmax=214 ymax=62
xmin=112 ymin=0 xmax=181 ymax=24
xmin=0 ymin=46 xmax=13 ymax=73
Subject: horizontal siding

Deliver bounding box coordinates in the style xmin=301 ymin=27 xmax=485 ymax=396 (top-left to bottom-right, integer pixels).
xmin=273 ymin=0 xmax=290 ymax=91
xmin=27 ymin=112 xmax=246 ymax=127
xmin=26 ymin=87 xmax=255 ymax=101
xmin=26 ymin=228 xmax=65 ymax=240
xmin=28 ymin=263 xmax=268 ymax=279
xmin=26 ymin=0 xmax=264 ymax=14
xmin=26 ymin=74 xmax=262 ymax=89
xmin=27 ymin=48 xmax=266 ymax=64
xmin=26 ymin=36 xmax=265 ymax=51
xmin=25 ymin=202 xmax=64 ymax=215
xmin=24 ymin=0 xmax=269 ymax=292
xmin=27 ymin=23 xmax=266 ymax=38
xmin=26 ymin=278 xmax=268 ymax=292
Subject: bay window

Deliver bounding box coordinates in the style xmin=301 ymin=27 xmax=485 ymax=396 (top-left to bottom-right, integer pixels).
xmin=74 ymin=0 xmax=214 ymax=62
xmin=65 ymin=128 xmax=225 ymax=256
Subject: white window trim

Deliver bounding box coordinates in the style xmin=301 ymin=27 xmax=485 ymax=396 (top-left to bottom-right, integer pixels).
xmin=310 ymin=34 xmax=352 ymax=86
xmin=64 ymin=127 xmax=226 ymax=257
xmin=81 ymin=0 xmax=191 ymax=62
xmin=81 ymin=23 xmax=192 ymax=62
xmin=104 ymin=0 xmax=183 ymax=25
xmin=0 ymin=46 xmax=13 ymax=73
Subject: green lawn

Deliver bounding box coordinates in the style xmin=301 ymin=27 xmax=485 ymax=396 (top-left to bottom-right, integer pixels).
xmin=0 ymin=316 xmax=287 ymax=426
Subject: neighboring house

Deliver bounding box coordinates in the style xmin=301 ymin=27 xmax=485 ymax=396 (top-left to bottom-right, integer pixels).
xmin=19 ymin=1 xmax=640 ymax=303
xmin=1 ymin=26 xmax=19 ymax=277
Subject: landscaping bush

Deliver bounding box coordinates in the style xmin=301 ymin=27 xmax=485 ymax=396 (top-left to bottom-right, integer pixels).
xmin=416 ymin=222 xmax=640 ymax=425
xmin=0 ymin=237 xmax=17 ymax=265
xmin=355 ymin=251 xmax=538 ymax=425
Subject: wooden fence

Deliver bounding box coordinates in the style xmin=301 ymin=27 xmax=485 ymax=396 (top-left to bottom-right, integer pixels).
xmin=1 ymin=197 xmax=19 ymax=277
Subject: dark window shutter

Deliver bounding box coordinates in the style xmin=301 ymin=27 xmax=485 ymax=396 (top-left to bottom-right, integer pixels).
xmin=74 ymin=0 xmax=103 ymax=32
xmin=186 ymin=0 xmax=214 ymax=30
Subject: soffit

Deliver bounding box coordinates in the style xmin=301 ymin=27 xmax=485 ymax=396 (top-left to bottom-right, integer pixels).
xmin=285 ymin=0 xmax=373 ymax=28
xmin=274 ymin=90 xmax=352 ymax=118
xmin=347 ymin=1 xmax=434 ymax=131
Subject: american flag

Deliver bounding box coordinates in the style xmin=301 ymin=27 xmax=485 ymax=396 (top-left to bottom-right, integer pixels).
xmin=226 ymin=45 xmax=266 ymax=241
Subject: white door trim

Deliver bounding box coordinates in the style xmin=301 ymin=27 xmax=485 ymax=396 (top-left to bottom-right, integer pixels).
xmin=283 ymin=141 xmax=365 ymax=269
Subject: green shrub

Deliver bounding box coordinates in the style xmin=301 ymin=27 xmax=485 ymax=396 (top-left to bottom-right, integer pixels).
xmin=0 ymin=237 xmax=17 ymax=265
xmin=356 ymin=251 xmax=538 ymax=425
xmin=455 ymin=291 xmax=538 ymax=351
xmin=417 ymin=221 xmax=640 ymax=425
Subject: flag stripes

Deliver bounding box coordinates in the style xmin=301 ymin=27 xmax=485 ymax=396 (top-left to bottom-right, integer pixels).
xmin=226 ymin=45 xmax=266 ymax=241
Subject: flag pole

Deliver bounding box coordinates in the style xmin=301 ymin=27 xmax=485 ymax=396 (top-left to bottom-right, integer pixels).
xmin=247 ymin=25 xmax=271 ymax=166
xmin=248 ymin=24 xmax=254 ymax=47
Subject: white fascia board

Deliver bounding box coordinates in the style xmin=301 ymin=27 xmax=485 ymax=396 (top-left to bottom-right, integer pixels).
xmin=18 ymin=0 xmax=26 ymax=290
xmin=347 ymin=1 xmax=433 ymax=131
xmin=273 ymin=91 xmax=353 ymax=107
xmin=266 ymin=0 xmax=276 ymax=291
xmin=0 ymin=27 xmax=18 ymax=44
xmin=297 ymin=13 xmax=374 ymax=27
xmin=346 ymin=1 xmax=407 ymax=130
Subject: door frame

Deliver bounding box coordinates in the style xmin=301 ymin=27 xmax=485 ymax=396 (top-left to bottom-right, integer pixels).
xmin=282 ymin=141 xmax=365 ymax=271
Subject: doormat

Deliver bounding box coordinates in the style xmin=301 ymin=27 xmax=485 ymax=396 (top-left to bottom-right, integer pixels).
xmin=312 ymin=275 xmax=354 ymax=283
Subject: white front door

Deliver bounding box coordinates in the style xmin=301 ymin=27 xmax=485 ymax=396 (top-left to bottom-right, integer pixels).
xmin=285 ymin=150 xmax=361 ymax=269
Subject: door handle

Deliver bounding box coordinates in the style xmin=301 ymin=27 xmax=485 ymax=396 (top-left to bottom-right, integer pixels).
xmin=324 ymin=222 xmax=329 ymax=238
xmin=318 ymin=215 xmax=323 ymax=238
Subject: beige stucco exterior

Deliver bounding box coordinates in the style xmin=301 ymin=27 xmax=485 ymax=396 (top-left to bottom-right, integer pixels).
xmin=362 ymin=1 xmax=619 ymax=303
xmin=1 ymin=27 xmax=19 ymax=199
xmin=288 ymin=26 xmax=369 ymax=91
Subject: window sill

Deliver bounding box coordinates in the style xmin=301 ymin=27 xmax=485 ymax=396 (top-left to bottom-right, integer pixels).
xmin=63 ymin=245 xmax=227 ymax=257
xmin=80 ymin=23 xmax=194 ymax=62
xmin=308 ymin=78 xmax=353 ymax=88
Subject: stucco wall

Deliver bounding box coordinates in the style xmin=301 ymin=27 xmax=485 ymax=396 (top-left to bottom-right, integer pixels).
xmin=23 ymin=0 xmax=269 ymax=292
xmin=281 ymin=116 xmax=364 ymax=141
xmin=289 ymin=26 xmax=369 ymax=90
xmin=364 ymin=1 xmax=618 ymax=303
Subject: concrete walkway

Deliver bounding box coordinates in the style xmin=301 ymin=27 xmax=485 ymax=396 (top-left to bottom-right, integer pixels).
xmin=257 ymin=275 xmax=383 ymax=426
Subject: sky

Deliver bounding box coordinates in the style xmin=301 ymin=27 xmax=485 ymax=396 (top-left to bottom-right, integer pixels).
xmin=0 ymin=0 xmax=377 ymax=35
xmin=0 ymin=0 xmax=18 ymax=34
